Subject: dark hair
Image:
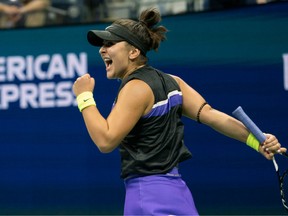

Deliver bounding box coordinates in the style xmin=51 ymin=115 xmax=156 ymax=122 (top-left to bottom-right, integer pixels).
xmin=113 ymin=8 xmax=168 ymax=53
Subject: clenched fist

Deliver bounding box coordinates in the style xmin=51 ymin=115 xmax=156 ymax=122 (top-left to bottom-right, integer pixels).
xmin=73 ymin=74 xmax=95 ymax=96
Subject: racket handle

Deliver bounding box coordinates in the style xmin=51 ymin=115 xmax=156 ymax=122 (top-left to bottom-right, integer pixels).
xmin=232 ymin=106 xmax=266 ymax=144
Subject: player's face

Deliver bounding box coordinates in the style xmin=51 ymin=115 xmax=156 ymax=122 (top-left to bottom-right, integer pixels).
xmin=99 ymin=41 xmax=134 ymax=79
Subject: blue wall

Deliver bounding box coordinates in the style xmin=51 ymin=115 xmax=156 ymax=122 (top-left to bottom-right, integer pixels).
xmin=0 ymin=2 xmax=288 ymax=215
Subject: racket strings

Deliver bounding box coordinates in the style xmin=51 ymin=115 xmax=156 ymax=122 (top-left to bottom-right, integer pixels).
xmin=280 ymin=170 xmax=288 ymax=211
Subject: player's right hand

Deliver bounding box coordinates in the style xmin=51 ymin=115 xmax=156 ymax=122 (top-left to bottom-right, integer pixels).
xmin=73 ymin=73 xmax=95 ymax=96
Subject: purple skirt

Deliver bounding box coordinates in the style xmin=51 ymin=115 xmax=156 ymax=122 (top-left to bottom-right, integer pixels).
xmin=123 ymin=168 xmax=199 ymax=215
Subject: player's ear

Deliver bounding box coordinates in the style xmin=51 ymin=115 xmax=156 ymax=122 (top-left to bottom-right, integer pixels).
xmin=129 ymin=48 xmax=141 ymax=60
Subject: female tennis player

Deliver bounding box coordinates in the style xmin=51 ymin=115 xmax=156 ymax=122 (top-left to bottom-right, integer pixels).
xmin=73 ymin=8 xmax=286 ymax=215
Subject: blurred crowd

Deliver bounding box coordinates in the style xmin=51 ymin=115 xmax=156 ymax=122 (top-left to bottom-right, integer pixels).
xmin=0 ymin=0 xmax=285 ymax=29
xmin=0 ymin=0 xmax=50 ymax=28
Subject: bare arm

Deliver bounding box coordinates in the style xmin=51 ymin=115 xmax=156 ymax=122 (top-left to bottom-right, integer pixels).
xmin=19 ymin=0 xmax=50 ymax=14
xmin=0 ymin=3 xmax=18 ymax=15
xmin=171 ymin=75 xmax=285 ymax=159
xmin=0 ymin=3 xmax=8 ymax=13
xmin=171 ymin=75 xmax=249 ymax=142
xmin=73 ymin=74 xmax=153 ymax=153
xmin=0 ymin=0 xmax=50 ymax=25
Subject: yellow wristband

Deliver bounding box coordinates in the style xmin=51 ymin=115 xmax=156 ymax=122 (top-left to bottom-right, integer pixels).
xmin=246 ymin=133 xmax=260 ymax=152
xmin=76 ymin=91 xmax=96 ymax=112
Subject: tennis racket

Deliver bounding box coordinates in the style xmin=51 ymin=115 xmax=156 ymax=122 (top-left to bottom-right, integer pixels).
xmin=232 ymin=106 xmax=288 ymax=212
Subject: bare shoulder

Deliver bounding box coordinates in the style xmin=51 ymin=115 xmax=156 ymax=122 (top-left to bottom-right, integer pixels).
xmin=168 ymin=74 xmax=184 ymax=86
xmin=117 ymin=79 xmax=154 ymax=115
xmin=119 ymin=79 xmax=152 ymax=98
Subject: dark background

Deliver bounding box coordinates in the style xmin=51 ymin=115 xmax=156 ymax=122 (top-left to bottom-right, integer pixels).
xmin=0 ymin=2 xmax=288 ymax=215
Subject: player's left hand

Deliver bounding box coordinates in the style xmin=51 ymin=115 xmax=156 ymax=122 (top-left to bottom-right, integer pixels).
xmin=259 ymin=133 xmax=287 ymax=160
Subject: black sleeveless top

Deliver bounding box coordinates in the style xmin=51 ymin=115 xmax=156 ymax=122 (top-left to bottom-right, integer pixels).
xmin=117 ymin=66 xmax=192 ymax=179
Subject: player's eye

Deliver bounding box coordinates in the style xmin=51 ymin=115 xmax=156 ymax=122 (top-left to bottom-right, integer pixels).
xmin=103 ymin=41 xmax=119 ymax=47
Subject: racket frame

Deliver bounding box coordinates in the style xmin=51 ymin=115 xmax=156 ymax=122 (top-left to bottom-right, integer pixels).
xmin=232 ymin=106 xmax=288 ymax=212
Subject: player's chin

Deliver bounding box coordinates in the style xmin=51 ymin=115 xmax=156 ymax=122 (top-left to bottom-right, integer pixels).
xmin=106 ymin=72 xmax=115 ymax=79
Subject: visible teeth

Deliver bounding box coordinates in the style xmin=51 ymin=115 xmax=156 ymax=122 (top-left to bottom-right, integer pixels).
xmin=104 ymin=58 xmax=112 ymax=65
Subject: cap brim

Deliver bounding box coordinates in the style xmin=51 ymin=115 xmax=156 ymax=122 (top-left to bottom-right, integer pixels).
xmin=87 ymin=30 xmax=123 ymax=46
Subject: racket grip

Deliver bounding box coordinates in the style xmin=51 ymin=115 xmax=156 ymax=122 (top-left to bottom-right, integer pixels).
xmin=232 ymin=106 xmax=266 ymax=144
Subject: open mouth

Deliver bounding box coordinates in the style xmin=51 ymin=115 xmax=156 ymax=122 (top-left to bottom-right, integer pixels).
xmin=104 ymin=58 xmax=113 ymax=69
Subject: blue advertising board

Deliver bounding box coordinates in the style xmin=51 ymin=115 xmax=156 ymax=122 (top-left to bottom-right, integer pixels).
xmin=0 ymin=2 xmax=288 ymax=215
